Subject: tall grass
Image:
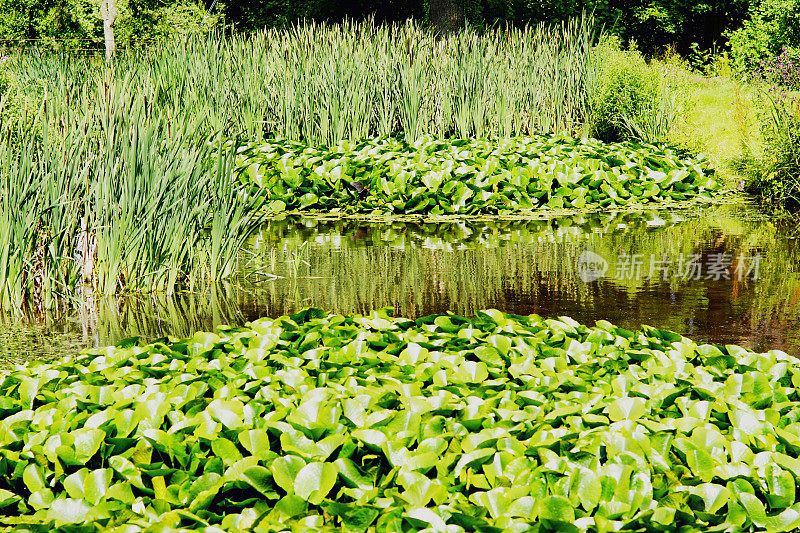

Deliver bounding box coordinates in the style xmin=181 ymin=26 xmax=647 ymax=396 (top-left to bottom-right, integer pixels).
xmin=9 ymin=17 xmax=593 ymax=144
xmin=0 ymin=68 xmax=264 ymax=312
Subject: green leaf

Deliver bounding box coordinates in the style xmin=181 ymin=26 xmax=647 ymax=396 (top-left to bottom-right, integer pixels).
xmin=294 ymin=462 xmax=337 ymax=505
xmin=539 ymin=495 xmax=575 ymax=524
xmin=238 ymin=429 xmax=271 ymax=457
xmin=322 ymin=501 xmax=379 ymax=531
xmin=72 ymin=428 xmax=105 ymax=463
xmin=242 ymin=466 xmax=275 ymax=497
xmin=687 ymin=448 xmax=716 ymax=482
xmin=211 ymin=438 xmax=244 ymax=466
xmin=271 ymin=455 xmax=306 ymax=493
xmin=46 ymin=498 xmax=92 ymax=524
xmin=207 ymin=399 xmax=244 ymax=429
xmin=608 ymin=397 xmax=646 ymax=422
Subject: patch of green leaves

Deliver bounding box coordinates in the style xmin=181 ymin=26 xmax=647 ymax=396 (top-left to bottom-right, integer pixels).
xmin=0 ymin=309 xmax=797 ymax=531
xmin=236 ymin=135 xmax=721 ymax=216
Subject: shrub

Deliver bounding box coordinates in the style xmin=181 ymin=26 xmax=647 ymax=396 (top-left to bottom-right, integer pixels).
xmin=727 ymin=0 xmax=800 ymax=73
xmin=745 ymin=94 xmax=800 ymax=209
xmin=589 ymin=37 xmax=682 ymax=143
xmin=752 ymin=46 xmax=800 ymax=90
xmin=0 ymin=0 xmax=214 ymax=46
xmin=114 ymin=0 xmax=217 ymax=42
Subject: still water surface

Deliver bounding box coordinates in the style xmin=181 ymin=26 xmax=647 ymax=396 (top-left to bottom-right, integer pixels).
xmin=3 ymin=204 xmax=799 ymax=363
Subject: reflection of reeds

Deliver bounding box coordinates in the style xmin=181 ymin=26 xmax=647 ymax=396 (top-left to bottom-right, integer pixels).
xmin=242 ymin=208 xmax=800 ymax=350
xmin=3 ymin=207 xmax=799 ymax=358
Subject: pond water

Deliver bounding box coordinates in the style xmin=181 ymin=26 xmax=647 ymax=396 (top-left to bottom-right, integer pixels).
xmin=2 ymin=203 xmax=799 ymax=364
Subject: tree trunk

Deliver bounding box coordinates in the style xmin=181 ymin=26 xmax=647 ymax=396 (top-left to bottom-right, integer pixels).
xmin=429 ymin=0 xmax=465 ymax=35
xmin=100 ymin=0 xmax=117 ymax=63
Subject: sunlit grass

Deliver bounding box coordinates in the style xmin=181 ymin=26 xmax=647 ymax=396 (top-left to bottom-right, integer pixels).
xmin=669 ymin=71 xmax=761 ymax=188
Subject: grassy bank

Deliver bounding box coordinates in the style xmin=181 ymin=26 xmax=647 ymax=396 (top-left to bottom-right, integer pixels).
xmin=669 ymin=74 xmax=760 ymax=188
xmin=664 ymin=51 xmax=800 ymax=207
xmin=0 ymin=309 xmax=799 ymax=530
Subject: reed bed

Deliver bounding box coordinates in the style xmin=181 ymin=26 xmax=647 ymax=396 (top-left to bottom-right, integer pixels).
xmin=11 ymin=17 xmax=593 ymax=143
xmin=0 ymin=72 xmax=265 ymax=312
xmin=0 ymin=17 xmax=593 ymax=312
xmin=254 ymin=17 xmax=593 ymax=142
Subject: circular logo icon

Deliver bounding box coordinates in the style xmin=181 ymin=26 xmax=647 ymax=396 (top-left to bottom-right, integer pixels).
xmin=577 ymin=250 xmax=608 ymax=283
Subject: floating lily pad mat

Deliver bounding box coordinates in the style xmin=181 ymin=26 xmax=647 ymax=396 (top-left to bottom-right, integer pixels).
xmin=236 ymin=136 xmax=722 ymax=216
xmin=1 ymin=309 xmax=799 ymax=532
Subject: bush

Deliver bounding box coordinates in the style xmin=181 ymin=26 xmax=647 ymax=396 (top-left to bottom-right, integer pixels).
xmin=752 ymin=46 xmax=800 ymax=90
xmin=114 ymin=0 xmax=215 ymax=42
xmin=727 ymin=0 xmax=800 ymax=73
xmin=0 ymin=0 xmax=214 ymax=45
xmin=0 ymin=0 xmax=101 ymax=43
xmin=589 ymin=37 xmax=682 ymax=143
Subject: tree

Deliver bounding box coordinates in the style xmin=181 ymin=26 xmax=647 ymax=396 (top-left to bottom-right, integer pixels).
xmin=99 ymin=0 xmax=115 ymax=61
xmin=429 ymin=0 xmax=464 ymax=33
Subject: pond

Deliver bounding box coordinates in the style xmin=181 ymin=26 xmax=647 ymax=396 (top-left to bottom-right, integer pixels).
xmin=2 ymin=203 xmax=799 ymax=364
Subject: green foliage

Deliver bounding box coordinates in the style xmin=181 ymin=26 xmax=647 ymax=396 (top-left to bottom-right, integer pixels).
xmin=0 ymin=52 xmax=266 ymax=311
xmin=0 ymin=0 xmax=751 ymax=56
xmin=0 ymin=0 xmax=213 ymax=45
xmin=114 ymin=0 xmax=215 ymax=42
xmin=589 ymin=37 xmax=684 ymax=143
xmin=236 ymin=135 xmax=720 ymax=215
xmin=727 ymin=0 xmax=800 ymax=73
xmin=452 ymin=0 xmax=748 ymax=55
xmin=0 ymin=0 xmax=100 ymax=42
xmin=1 ymin=309 xmax=800 ymax=530
xmin=743 ymin=93 xmax=800 ymax=210
xmin=246 ymin=18 xmax=592 ymax=143
xmin=218 ymin=0 xmax=424 ymax=31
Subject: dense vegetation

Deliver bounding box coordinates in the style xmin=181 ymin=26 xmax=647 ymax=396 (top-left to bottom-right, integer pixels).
xmin=0 ymin=46 xmax=273 ymax=311
xmin=1 ymin=309 xmax=799 ymax=531
xmin=0 ymin=14 xmax=794 ymax=313
xmin=3 ymin=0 xmax=797 ymax=70
xmin=733 ymin=46 xmax=800 ymax=209
xmin=236 ymin=136 xmax=720 ymax=215
xmin=0 ymin=18 xmax=699 ymax=312
xmin=0 ymin=0 xmax=750 ymax=57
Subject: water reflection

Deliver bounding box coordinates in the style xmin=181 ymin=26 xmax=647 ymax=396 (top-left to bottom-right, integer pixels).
xmin=3 ymin=204 xmax=799 ymax=363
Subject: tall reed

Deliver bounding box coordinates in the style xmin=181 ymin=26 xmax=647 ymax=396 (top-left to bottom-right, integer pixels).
xmin=12 ymin=17 xmax=593 ymax=144
xmin=0 ymin=67 xmax=264 ymax=312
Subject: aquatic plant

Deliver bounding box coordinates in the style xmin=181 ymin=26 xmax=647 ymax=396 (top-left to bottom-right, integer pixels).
xmin=1 ymin=310 xmax=800 ymax=530
xmin=236 ymin=135 xmax=721 ymax=215
xmin=0 ymin=72 xmax=264 ymax=312
xmin=8 ymin=17 xmax=593 ymax=144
